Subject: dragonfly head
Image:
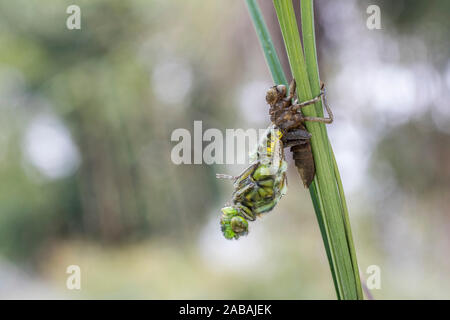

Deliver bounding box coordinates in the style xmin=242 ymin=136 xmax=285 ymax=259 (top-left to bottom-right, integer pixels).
xmin=266 ymin=84 xmax=286 ymax=105
xmin=220 ymin=206 xmax=249 ymax=240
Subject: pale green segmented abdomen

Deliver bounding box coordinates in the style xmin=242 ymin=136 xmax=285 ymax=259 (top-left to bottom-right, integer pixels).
xmin=220 ymin=125 xmax=288 ymax=239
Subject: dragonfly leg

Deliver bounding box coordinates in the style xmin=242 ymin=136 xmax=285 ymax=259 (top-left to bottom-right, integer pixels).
xmin=302 ymin=92 xmax=333 ymax=124
xmin=291 ymin=91 xmax=323 ymax=111
xmin=232 ymin=182 xmax=256 ymax=203
xmin=296 ymin=83 xmax=334 ymax=124
xmin=216 ymin=173 xmax=235 ymax=180
xmin=283 ymin=79 xmax=296 ymax=103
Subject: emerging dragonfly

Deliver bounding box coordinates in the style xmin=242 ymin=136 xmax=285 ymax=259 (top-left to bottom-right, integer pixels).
xmin=217 ymin=79 xmax=333 ymax=240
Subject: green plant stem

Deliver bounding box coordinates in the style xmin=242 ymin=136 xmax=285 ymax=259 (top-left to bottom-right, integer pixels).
xmin=246 ymin=0 xmax=340 ymax=297
xmin=245 ymin=0 xmax=287 ymax=86
xmin=300 ymin=0 xmax=363 ymax=299
xmin=273 ymin=0 xmax=362 ymax=299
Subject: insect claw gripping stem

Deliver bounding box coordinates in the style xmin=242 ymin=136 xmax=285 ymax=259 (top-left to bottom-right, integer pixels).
xmin=295 ymin=82 xmax=334 ymax=124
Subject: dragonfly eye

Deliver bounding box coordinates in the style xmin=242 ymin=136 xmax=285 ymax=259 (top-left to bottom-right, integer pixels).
xmin=266 ymin=87 xmax=278 ymax=105
xmin=220 ymin=207 xmax=249 ymax=240
xmin=230 ymin=216 xmax=248 ymax=234
xmin=276 ymin=85 xmax=286 ymax=95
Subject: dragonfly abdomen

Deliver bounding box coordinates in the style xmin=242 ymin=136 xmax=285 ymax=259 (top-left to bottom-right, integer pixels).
xmin=291 ymin=141 xmax=315 ymax=188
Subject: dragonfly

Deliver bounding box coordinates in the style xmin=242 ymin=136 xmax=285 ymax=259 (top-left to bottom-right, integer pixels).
xmin=217 ymin=79 xmax=333 ymax=240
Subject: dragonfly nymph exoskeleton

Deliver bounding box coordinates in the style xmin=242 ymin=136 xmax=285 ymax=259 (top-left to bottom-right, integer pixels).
xmin=217 ymin=79 xmax=333 ymax=240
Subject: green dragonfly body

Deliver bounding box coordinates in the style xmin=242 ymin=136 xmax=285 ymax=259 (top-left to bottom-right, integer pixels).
xmin=219 ymin=124 xmax=287 ymax=240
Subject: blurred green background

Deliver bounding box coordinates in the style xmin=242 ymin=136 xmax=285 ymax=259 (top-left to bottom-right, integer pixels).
xmin=0 ymin=0 xmax=449 ymax=299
